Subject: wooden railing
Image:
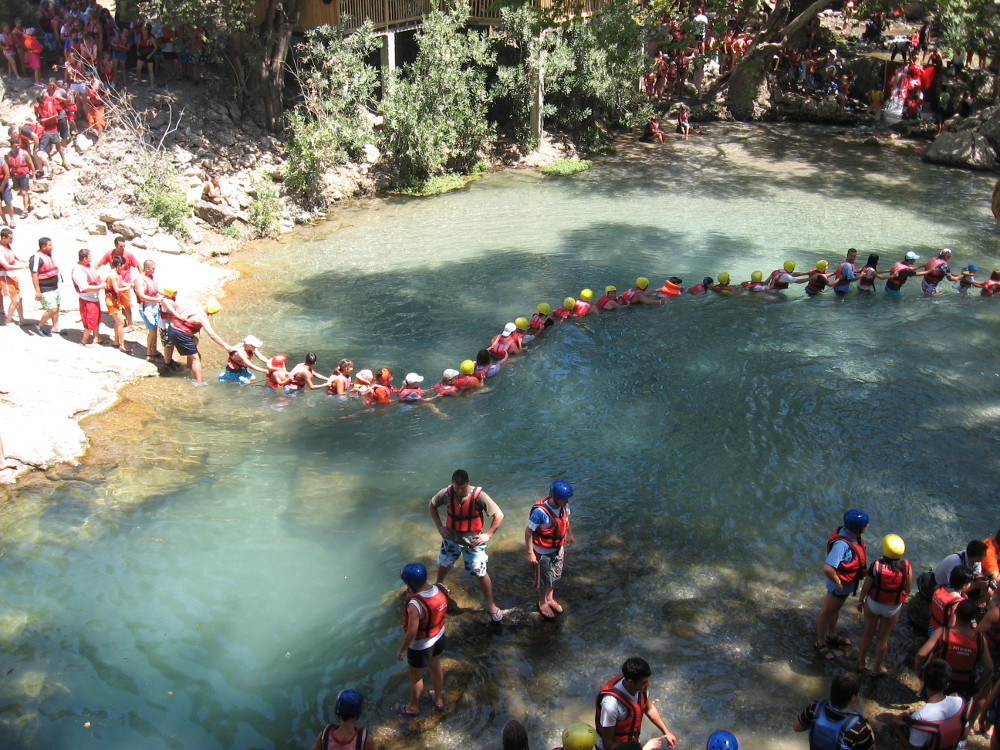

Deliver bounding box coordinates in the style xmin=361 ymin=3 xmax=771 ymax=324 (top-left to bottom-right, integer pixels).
xmin=319 ymin=0 xmax=606 ymax=32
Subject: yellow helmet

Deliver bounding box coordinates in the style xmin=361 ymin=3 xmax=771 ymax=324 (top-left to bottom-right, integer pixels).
xmin=537 ymin=303 xmax=551 ymax=315
xmin=816 ymin=260 xmax=828 ymax=272
xmin=162 ymin=287 xmax=177 ymax=297
xmin=514 ymin=317 xmax=528 ymax=331
xmin=562 ymin=722 xmax=598 ymax=750
xmin=205 ymin=297 xmax=222 ymax=314
xmin=459 ymin=360 xmax=475 ymax=375
xmin=580 ymin=288 xmax=593 ymax=302
xmin=882 ymin=534 xmax=905 ymax=559
xmin=636 ymin=277 xmax=650 ymax=290
xmin=783 ymin=260 xmax=796 ymax=272
xmin=563 ymin=297 xmax=575 ymax=310
xmin=751 ymin=270 xmax=763 ymax=283
xmin=717 ymin=272 xmax=730 ymax=285
xmin=605 ymin=285 xmax=617 ymax=294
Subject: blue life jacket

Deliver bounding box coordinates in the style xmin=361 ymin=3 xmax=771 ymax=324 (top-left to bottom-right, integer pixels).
xmin=809 ymin=699 xmax=862 ymax=750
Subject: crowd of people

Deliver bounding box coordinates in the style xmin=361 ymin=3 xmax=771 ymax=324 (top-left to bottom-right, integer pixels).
xmin=307 ymin=480 xmax=1000 ymax=750
xmin=3 ymin=237 xmax=998 ymax=392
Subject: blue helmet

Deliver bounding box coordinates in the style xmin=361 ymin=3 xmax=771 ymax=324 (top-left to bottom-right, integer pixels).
xmin=843 ymin=509 xmax=870 ymax=534
xmin=335 ymin=689 xmax=364 ymax=718
xmin=550 ymin=480 xmax=574 ymax=500
xmin=400 ymin=563 xmax=427 ymax=588
xmin=706 ymin=731 xmax=738 ymax=750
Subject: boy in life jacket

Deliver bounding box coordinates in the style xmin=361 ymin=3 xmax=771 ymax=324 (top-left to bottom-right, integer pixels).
xmin=396 ymin=563 xmax=448 ymax=716
xmin=815 ymin=509 xmax=868 ymax=660
xmin=792 ymin=672 xmax=875 ymax=750
xmin=803 ymin=260 xmax=831 ymax=297
xmin=596 ymin=285 xmax=624 ymax=311
xmin=928 ymin=565 xmax=975 ymax=636
xmin=595 ymin=657 xmax=676 ymax=750
xmin=891 ymin=659 xmax=968 ymax=750
xmin=741 ymin=270 xmax=767 ymax=293
xmin=916 ymin=600 xmax=992 ymax=716
xmin=308 ymin=689 xmax=376 ymax=750
xmin=885 ymin=251 xmax=920 ymax=297
xmin=955 ymin=264 xmax=979 ymax=294
xmin=525 ymin=480 xmax=574 ymax=620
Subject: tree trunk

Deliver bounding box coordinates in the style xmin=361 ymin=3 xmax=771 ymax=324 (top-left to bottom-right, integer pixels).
xmin=724 ymin=0 xmax=829 ymax=121
xmin=256 ymin=0 xmax=302 ymax=133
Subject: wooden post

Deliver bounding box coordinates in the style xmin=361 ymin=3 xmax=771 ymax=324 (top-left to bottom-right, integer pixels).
xmin=380 ymin=30 xmax=396 ymax=72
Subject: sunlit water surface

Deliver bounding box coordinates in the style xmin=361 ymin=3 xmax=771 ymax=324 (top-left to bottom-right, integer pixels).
xmin=1 ymin=124 xmax=999 ymax=750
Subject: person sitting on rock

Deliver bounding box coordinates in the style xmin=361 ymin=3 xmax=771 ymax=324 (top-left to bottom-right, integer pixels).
xmin=202 ymin=174 xmax=234 ymax=208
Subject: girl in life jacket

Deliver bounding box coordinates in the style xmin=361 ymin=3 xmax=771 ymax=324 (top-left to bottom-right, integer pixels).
xmin=572 ymin=289 xmax=595 ymax=317
xmin=686 ymin=277 xmax=714 ymax=294
xmin=487 ymin=322 xmax=520 ymax=361
xmin=266 ymin=354 xmax=292 ymax=390
xmin=433 ymin=368 xmax=460 ymax=396
xmin=528 ymin=303 xmax=553 ymax=334
xmin=712 ymin=272 xmax=734 ymax=296
xmin=856 ymin=533 xmax=911 ymax=675
xmin=365 ymin=368 xmax=394 ymax=405
xmin=474 ymin=349 xmax=501 ymax=380
xmin=596 ymin=285 xmax=624 ymax=311
xmin=326 ymin=358 xmax=354 ymax=396
xmin=452 ymin=360 xmax=482 ymax=391
xmin=857 ymin=253 xmax=888 ymax=293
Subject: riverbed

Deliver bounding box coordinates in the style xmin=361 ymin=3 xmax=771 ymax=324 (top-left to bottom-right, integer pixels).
xmin=1 ymin=123 xmax=998 ymax=750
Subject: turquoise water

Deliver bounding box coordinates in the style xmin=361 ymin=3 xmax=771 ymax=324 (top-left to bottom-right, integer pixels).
xmin=1 ymin=124 xmax=999 ymax=750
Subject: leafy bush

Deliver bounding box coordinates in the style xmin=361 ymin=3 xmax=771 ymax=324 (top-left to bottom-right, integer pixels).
xmin=380 ymin=0 xmax=495 ymax=183
xmin=285 ymin=23 xmax=379 ymax=206
xmin=137 ymin=169 xmax=191 ymax=238
xmin=247 ymin=176 xmax=283 ymax=238
xmin=397 ymin=173 xmax=470 ymax=196
xmin=539 ymin=158 xmax=593 ymax=175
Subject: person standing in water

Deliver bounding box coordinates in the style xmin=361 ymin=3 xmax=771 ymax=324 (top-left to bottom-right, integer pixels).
xmin=396 ymin=562 xmax=448 ymax=715
xmin=428 ymin=469 xmax=505 ymax=622
xmin=815 ymin=509 xmax=868 ymax=660
xmin=309 ymin=689 xmax=378 ymax=750
xmin=525 ymin=480 xmax=575 ymax=620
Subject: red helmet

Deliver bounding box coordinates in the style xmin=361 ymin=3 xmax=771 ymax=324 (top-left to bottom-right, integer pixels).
xmin=270 ymin=354 xmax=287 ymax=367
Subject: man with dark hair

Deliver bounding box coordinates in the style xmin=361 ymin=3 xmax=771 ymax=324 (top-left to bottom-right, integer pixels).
xmin=29 ymin=235 xmax=61 ymax=336
xmin=916 ymin=600 xmax=992 ymax=717
xmin=793 ymin=672 xmax=875 ymax=750
xmin=70 ymin=248 xmax=103 ymax=345
xmin=428 ymin=469 xmax=504 ymax=622
xmin=930 ymin=565 xmax=975 ymax=634
xmin=595 ymin=657 xmax=676 ymax=750
xmin=892 ymin=659 xmax=967 ymax=750
xmin=934 ymin=540 xmax=987 ymax=586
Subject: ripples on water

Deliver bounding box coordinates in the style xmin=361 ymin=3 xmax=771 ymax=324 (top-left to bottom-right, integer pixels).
xmin=0 ymin=124 xmax=998 ymax=749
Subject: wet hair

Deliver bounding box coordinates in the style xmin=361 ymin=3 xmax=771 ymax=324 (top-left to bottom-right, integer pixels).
xmin=702 ymin=277 xmax=713 ymax=286
xmin=991 ymin=270 xmax=1000 ymax=282
xmin=78 ymin=248 xmax=90 ymax=261
xmin=829 ymin=672 xmax=860 ymax=708
xmin=949 ymin=565 xmax=975 ymax=591
xmin=475 ymin=349 xmax=491 ymax=367
xmin=955 ymin=599 xmax=977 ymax=624
xmin=922 ymin=658 xmax=951 ymax=693
xmin=668 ymin=276 xmax=683 ymax=285
xmin=304 ymin=353 xmax=317 ymax=366
xmin=501 ymin=719 xmax=530 ymax=750
xmin=621 ymin=657 xmax=651 ymax=682
xmin=865 ymin=253 xmax=879 ymax=268
xmin=451 ymin=469 xmax=469 ymax=485
xmin=966 ymin=540 xmax=988 ymax=559
xmin=336 ymin=359 xmax=353 ymax=374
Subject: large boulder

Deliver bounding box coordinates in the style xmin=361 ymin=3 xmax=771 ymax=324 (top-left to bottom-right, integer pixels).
xmin=194 ymin=202 xmax=237 ymax=226
xmin=923 ymin=131 xmax=998 ymax=170
xmin=976 ymin=106 xmax=1000 ymax=151
xmin=110 ymin=219 xmax=143 ymax=239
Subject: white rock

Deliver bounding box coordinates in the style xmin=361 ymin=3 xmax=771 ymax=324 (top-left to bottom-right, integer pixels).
xmin=88 ymin=223 xmax=108 ymax=235
xmin=75 ymin=133 xmax=95 ymax=153
xmin=99 ymin=209 xmax=128 ymax=224
xmin=110 ymin=220 xmax=143 ymax=240
xmin=131 ymin=238 xmax=147 ymax=249
xmin=363 ymin=143 xmax=381 ymax=163
xmin=149 ymin=233 xmax=183 ymax=254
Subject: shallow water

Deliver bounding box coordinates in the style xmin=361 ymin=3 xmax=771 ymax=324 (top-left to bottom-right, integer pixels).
xmin=1 ymin=123 xmax=999 ymax=750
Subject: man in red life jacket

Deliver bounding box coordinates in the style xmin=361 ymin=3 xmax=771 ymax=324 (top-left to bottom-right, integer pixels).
xmin=0 ymin=228 xmax=28 ymax=325
xmin=917 ymin=248 xmax=960 ymax=296
xmin=595 ymin=657 xmax=677 ymax=749
xmin=525 ymin=480 xmax=575 ymax=620
xmin=396 ymin=563 xmax=448 ymax=715
xmin=428 ymin=469 xmax=504 ymax=622
xmin=767 ymin=260 xmax=809 ymax=293
xmin=165 ymin=297 xmax=233 ymax=385
xmin=5 ymin=138 xmax=36 ymax=219
xmin=132 ymin=259 xmax=161 ymax=359
xmin=70 ymin=247 xmax=104 ymax=345
xmin=815 ymin=509 xmax=868 ymax=660
xmin=892 ymin=659 xmax=968 ymax=750
xmin=29 ymin=235 xmax=62 ymax=336
xmin=916 ymin=600 xmax=992 ymax=717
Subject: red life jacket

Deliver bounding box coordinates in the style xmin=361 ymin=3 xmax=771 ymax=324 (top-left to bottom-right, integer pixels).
xmin=857 ymin=266 xmax=877 ymax=290
xmin=531 ymin=498 xmax=569 ymax=550
xmin=826 ymin=527 xmax=867 ymax=586
xmin=595 ymin=676 xmax=647 ymax=745
xmin=266 ymin=366 xmax=285 ymax=389
xmin=171 ymin=307 xmax=204 ymax=335
xmin=402 ymin=583 xmax=447 ymax=641
xmin=111 ymin=31 xmax=130 ymax=53
xmin=869 ymin=558 xmax=910 ymax=606
xmin=931 ymin=628 xmax=984 ymax=694
xmin=887 ymin=262 xmax=912 ymax=290
xmin=767 ymin=269 xmax=789 ymax=290
xmin=397 ymin=386 xmax=423 ymax=401
xmin=33 ymin=252 xmax=58 ymax=282
xmin=551 ymin=307 xmax=572 ymax=319
xmin=981 ymin=279 xmax=999 ymax=297
xmin=38 ymin=99 xmax=59 ymax=132
xmin=319 ymin=723 xmax=369 ymax=750
xmin=713 ymin=284 xmax=732 ymax=294
xmin=924 ymin=257 xmax=947 ymax=284
xmin=6 ymin=150 xmax=31 ymax=177
xmin=687 ymin=283 xmax=707 ymax=294
xmin=572 ymin=300 xmax=591 ymax=317
xmin=834 ymin=261 xmax=855 ymax=286
xmin=23 ymin=34 xmax=43 ymax=54
xmin=596 ymin=294 xmax=616 ymax=309
xmin=445 ymin=485 xmax=484 ymax=533
xmin=619 ymin=287 xmax=641 ymax=304
xmin=528 ymin=313 xmax=547 ymax=332
xmin=452 ymin=374 xmax=480 ymax=390
xmin=907 ymin=698 xmax=967 ymax=750
xmin=226 ymin=348 xmax=249 ymax=371
xmin=805 ymin=272 xmax=829 ymax=294
xmin=929 ymin=587 xmax=965 ymax=631
xmin=488 ymin=334 xmax=512 ymax=357
xmin=433 ymin=381 xmax=459 ymax=396
xmin=365 ymin=383 xmax=393 ymax=405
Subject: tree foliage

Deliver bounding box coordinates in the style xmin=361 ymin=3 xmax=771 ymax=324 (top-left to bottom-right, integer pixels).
xmin=380 ymin=0 xmax=495 ymax=183
xmin=857 ymin=0 xmax=997 ymax=54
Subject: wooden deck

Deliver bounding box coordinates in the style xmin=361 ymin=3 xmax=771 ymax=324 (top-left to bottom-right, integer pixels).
xmin=299 ymin=0 xmax=606 ymax=33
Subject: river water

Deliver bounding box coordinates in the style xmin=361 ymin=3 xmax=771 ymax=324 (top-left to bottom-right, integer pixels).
xmin=1 ymin=124 xmax=999 ymax=750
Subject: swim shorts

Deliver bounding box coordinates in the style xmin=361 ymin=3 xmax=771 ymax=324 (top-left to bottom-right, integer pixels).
xmin=39 ymin=131 xmax=60 ymax=152
xmin=406 ymin=635 xmax=445 ymax=668
xmin=79 ymin=297 xmax=100 ymax=331
xmin=437 ymin=538 xmax=488 ymax=578
xmin=0 ymin=275 xmax=19 ymax=296
xmin=218 ymin=366 xmax=253 ymax=384
xmin=534 ymin=547 xmax=565 ymax=590
xmin=884 ymin=287 xmax=902 ymax=298
xmin=921 ymin=280 xmax=939 ymax=295
xmin=1 ymin=184 xmax=11 ymax=204
xmin=166 ymin=325 xmax=198 ymax=356
xmin=39 ymin=288 xmax=61 ymax=309
xmin=139 ymin=303 xmax=158 ymax=329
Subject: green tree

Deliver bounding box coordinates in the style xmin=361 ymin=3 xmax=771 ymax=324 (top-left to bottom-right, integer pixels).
xmin=380 ymin=0 xmax=495 ymax=183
